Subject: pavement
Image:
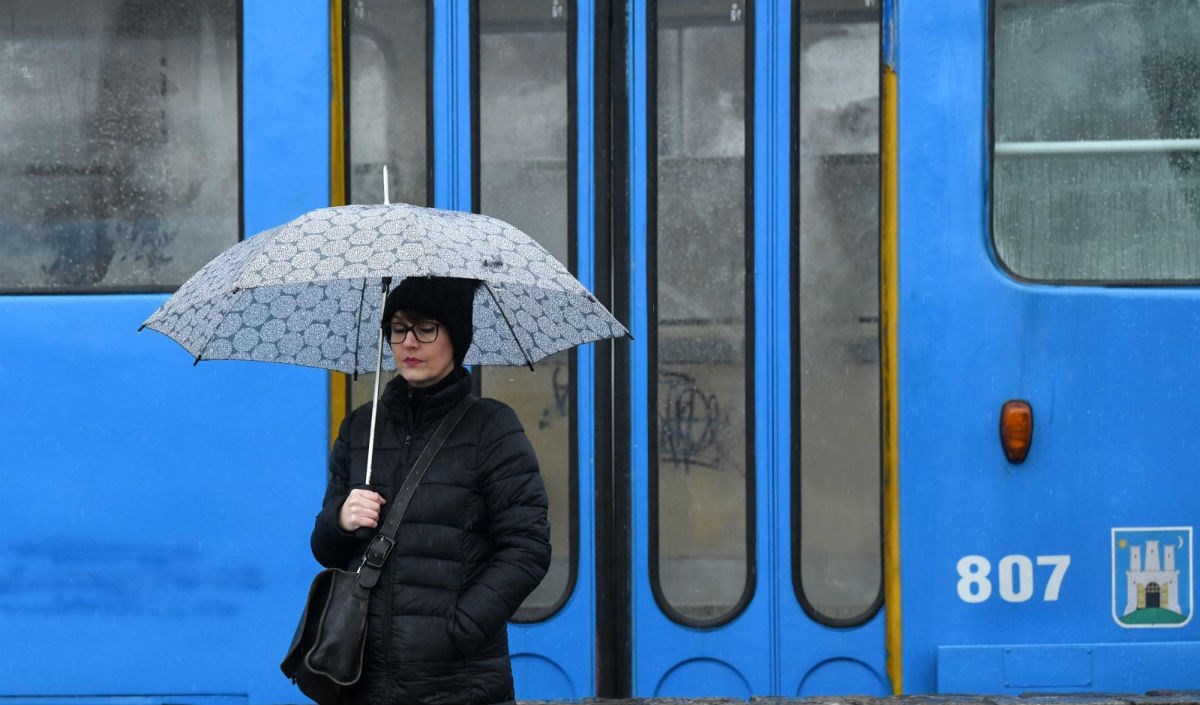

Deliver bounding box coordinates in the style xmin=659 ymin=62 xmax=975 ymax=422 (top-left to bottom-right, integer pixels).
xmin=520 ymin=695 xmax=1200 ymax=705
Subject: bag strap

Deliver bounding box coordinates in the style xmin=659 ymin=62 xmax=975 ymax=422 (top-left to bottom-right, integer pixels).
xmin=352 ymin=394 xmax=476 ymax=596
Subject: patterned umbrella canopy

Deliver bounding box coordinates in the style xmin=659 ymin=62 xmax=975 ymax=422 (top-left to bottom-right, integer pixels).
xmin=140 ymin=203 xmax=628 ymax=373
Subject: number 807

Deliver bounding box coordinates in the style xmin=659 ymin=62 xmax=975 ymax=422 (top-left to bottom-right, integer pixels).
xmin=956 ymin=554 xmax=1071 ymax=603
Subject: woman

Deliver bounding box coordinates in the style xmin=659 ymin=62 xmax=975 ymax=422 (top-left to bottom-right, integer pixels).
xmin=310 ymin=276 xmax=551 ymax=705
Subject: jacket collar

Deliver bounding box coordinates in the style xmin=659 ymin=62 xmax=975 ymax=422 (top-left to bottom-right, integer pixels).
xmin=380 ymin=366 xmax=472 ymax=428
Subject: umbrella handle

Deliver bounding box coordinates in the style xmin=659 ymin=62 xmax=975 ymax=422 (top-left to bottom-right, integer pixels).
xmin=364 ymin=276 xmax=391 ymax=486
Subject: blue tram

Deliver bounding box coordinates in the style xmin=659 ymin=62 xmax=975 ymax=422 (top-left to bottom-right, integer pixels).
xmin=2 ymin=0 xmax=1198 ymax=701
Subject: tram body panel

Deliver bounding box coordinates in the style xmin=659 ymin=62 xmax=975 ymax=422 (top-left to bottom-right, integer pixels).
xmin=898 ymin=0 xmax=1200 ymax=693
xmin=9 ymin=0 xmax=1200 ymax=699
xmin=0 ymin=2 xmax=330 ymax=701
xmin=0 ymin=300 xmax=327 ymax=700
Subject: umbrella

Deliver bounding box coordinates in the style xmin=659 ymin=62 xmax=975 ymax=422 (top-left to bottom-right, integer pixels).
xmin=140 ymin=201 xmax=629 ymax=484
xmin=140 ymin=202 xmax=628 ymax=373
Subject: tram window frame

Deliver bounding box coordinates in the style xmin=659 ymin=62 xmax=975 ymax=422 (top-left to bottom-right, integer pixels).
xmin=648 ymin=0 xmax=757 ymax=629
xmin=989 ymin=0 xmax=1200 ymax=285
xmin=342 ymin=0 xmax=432 ymax=411
xmin=0 ymin=0 xmax=242 ymax=295
xmin=471 ymin=0 xmax=580 ymax=625
xmin=789 ymin=0 xmax=885 ymax=629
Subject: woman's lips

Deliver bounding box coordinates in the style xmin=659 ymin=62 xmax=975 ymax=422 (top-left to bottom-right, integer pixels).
xmin=403 ymin=357 xmax=422 ymax=365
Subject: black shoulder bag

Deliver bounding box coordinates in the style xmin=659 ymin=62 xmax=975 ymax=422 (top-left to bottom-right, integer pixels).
xmin=281 ymin=395 xmax=476 ymax=705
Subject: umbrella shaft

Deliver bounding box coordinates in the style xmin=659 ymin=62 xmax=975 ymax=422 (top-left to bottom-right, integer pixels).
xmin=364 ymin=277 xmax=391 ymax=486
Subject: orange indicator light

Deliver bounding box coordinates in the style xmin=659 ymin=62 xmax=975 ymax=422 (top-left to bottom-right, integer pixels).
xmin=1000 ymin=400 xmax=1033 ymax=464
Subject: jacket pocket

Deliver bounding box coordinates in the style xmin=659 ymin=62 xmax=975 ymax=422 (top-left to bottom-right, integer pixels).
xmin=448 ymin=607 xmax=486 ymax=658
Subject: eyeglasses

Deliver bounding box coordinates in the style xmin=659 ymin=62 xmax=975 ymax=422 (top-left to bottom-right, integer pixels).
xmin=388 ymin=321 xmax=440 ymax=344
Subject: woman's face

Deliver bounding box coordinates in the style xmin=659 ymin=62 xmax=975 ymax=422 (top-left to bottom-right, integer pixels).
xmin=388 ymin=311 xmax=455 ymax=388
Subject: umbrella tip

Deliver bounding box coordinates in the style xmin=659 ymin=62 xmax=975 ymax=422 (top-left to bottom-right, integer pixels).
xmin=193 ymin=354 xmax=202 ymax=366
xmin=137 ymin=323 xmax=146 ymax=332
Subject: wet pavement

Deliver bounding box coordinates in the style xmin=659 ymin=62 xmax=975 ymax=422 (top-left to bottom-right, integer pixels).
xmin=520 ymin=695 xmax=1200 ymax=705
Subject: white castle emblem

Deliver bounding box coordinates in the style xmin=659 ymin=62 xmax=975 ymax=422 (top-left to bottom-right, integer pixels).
xmin=1121 ymin=540 xmax=1182 ymax=616
xmin=1112 ymin=527 xmax=1192 ymax=628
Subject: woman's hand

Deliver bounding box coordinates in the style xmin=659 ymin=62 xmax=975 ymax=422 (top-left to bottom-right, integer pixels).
xmin=339 ymin=488 xmax=387 ymax=531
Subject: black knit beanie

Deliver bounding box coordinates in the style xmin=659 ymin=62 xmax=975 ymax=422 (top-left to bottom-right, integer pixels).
xmin=381 ymin=277 xmax=479 ymax=367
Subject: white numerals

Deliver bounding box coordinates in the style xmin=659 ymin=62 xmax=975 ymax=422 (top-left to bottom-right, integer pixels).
xmin=956 ymin=555 xmax=992 ymax=603
xmin=1036 ymin=554 xmax=1071 ymax=601
xmin=997 ymin=554 xmax=1033 ymax=602
xmin=956 ymin=553 xmax=1070 ymax=604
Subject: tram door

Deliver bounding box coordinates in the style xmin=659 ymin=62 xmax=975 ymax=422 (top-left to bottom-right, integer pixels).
xmin=342 ymin=1 xmax=599 ymax=699
xmin=474 ymin=1 xmax=602 ymax=699
xmin=899 ymin=0 xmax=1200 ymax=694
xmin=625 ymin=0 xmax=889 ymax=697
xmin=344 ymin=0 xmax=891 ymax=699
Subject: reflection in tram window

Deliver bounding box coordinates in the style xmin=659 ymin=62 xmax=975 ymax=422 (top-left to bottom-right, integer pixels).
xmin=652 ymin=0 xmax=751 ymax=626
xmin=348 ymin=0 xmax=428 ymax=208
xmin=993 ymin=0 xmax=1200 ymax=281
xmin=477 ymin=0 xmax=574 ymax=622
xmin=793 ymin=2 xmax=883 ymax=625
xmin=345 ymin=0 xmax=428 ymax=408
xmin=0 ymin=0 xmax=238 ymax=292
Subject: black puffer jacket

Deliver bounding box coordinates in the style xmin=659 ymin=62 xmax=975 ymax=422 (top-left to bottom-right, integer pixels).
xmin=311 ymin=368 xmax=551 ymax=705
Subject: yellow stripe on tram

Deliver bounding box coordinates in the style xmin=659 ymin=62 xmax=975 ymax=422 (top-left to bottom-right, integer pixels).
xmin=881 ymin=61 xmax=902 ymax=695
xmin=328 ymin=0 xmax=349 ymax=446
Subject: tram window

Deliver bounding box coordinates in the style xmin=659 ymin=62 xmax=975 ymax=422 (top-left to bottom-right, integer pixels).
xmin=347 ymin=0 xmax=428 ymax=208
xmin=993 ymin=0 xmax=1200 ymax=282
xmin=345 ymin=0 xmax=428 ymax=409
xmin=0 ymin=0 xmax=238 ymax=293
xmin=792 ymin=2 xmax=883 ymax=626
xmin=652 ymin=0 xmax=752 ymax=626
xmin=476 ymin=0 xmax=575 ymax=622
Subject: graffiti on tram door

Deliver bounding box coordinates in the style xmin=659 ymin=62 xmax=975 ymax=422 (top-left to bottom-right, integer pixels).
xmin=658 ymin=370 xmax=725 ymax=471
xmin=1112 ymin=526 xmax=1193 ymax=628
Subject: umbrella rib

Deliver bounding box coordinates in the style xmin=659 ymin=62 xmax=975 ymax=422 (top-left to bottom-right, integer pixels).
xmin=352 ymin=278 xmax=368 ymax=380
xmin=193 ymin=285 xmax=250 ymax=366
xmin=484 ymin=282 xmax=535 ymax=371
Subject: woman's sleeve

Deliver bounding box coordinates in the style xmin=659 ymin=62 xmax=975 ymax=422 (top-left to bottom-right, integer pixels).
xmin=449 ymin=404 xmax=551 ymax=657
xmin=310 ymin=412 xmax=371 ymax=568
